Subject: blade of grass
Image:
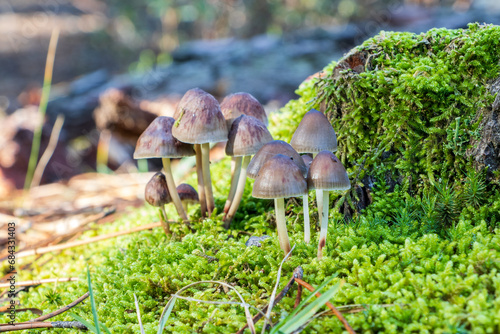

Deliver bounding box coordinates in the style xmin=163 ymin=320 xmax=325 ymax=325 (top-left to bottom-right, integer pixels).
xmin=68 ymin=313 xmax=96 ymax=333
xmin=87 ymin=266 xmax=102 ymax=334
xmin=25 ymin=27 xmax=60 ymax=190
xmin=277 ymin=282 xmax=342 ymax=334
xmin=134 ymin=293 xmax=146 ymax=334
xmin=157 ymin=296 xmax=177 ymax=334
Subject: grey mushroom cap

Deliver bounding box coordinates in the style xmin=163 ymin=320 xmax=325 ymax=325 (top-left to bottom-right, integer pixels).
xmin=307 ymin=151 xmax=351 ymax=191
xmin=134 ymin=116 xmax=195 ymax=159
xmin=301 ymin=154 xmax=313 ymax=170
xmin=252 ymin=154 xmax=308 ymax=199
xmin=176 ymin=183 xmax=199 ymax=203
xmin=220 ymin=92 xmax=268 ymax=128
xmin=172 ymin=88 xmax=228 ymax=144
xmin=145 ymin=172 xmax=171 ymax=207
xmin=247 ymin=140 xmax=307 ymax=179
xmin=290 ymin=109 xmax=337 ymax=153
xmin=225 ymin=115 xmax=273 ymax=157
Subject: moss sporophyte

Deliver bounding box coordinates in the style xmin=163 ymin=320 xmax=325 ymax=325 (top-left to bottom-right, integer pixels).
xmin=3 ymin=24 xmax=500 ymax=333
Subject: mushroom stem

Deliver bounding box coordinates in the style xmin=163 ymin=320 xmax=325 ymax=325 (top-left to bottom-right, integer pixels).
xmin=195 ymin=144 xmax=207 ymax=218
xmin=223 ymin=155 xmax=250 ymax=228
xmin=317 ymin=190 xmax=329 ymax=259
xmin=201 ymin=142 xmax=215 ymax=216
xmin=161 ymin=158 xmax=189 ymax=222
xmin=223 ymin=157 xmax=243 ymax=215
xmin=159 ymin=207 xmax=171 ymax=235
xmin=275 ymin=197 xmax=291 ymax=256
xmin=313 ymin=152 xmax=323 ymax=229
xmin=303 ymin=195 xmax=310 ymax=243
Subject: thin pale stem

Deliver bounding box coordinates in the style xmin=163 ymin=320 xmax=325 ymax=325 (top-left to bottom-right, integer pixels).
xmin=316 ymin=189 xmax=323 ymax=228
xmin=223 ymin=156 xmax=250 ymax=228
xmin=275 ymin=197 xmax=291 ymax=255
xmin=303 ymin=194 xmax=310 ymax=243
xmin=195 ymin=144 xmax=207 ymax=218
xmin=317 ymin=190 xmax=329 ymax=259
xmin=160 ymin=207 xmax=171 ymax=235
xmin=162 ymin=158 xmax=189 ymax=221
xmin=223 ymin=156 xmax=242 ymax=214
xmin=201 ymin=143 xmax=215 ymax=216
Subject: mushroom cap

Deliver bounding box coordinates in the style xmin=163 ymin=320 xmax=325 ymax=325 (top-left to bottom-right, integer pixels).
xmin=172 ymin=88 xmax=228 ymax=144
xmin=307 ymin=151 xmax=351 ymax=191
xmin=220 ymin=92 xmax=268 ymax=128
xmin=247 ymin=140 xmax=307 ymax=179
xmin=145 ymin=172 xmax=171 ymax=207
xmin=176 ymin=183 xmax=199 ymax=203
xmin=252 ymin=154 xmax=307 ymax=199
xmin=134 ymin=116 xmax=195 ymax=159
xmin=290 ymin=109 xmax=337 ymax=153
xmin=225 ymin=115 xmax=273 ymax=157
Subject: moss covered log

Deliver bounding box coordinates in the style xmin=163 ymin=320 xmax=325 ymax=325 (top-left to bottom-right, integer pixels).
xmin=2 ymin=24 xmax=500 ymax=333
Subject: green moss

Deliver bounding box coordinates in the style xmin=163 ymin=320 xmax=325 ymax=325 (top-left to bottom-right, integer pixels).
xmin=3 ymin=25 xmax=500 ymax=333
xmin=278 ymin=23 xmax=500 ymax=189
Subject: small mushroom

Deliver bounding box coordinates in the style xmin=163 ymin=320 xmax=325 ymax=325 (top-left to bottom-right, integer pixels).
xmin=290 ymin=109 xmax=338 ymax=243
xmin=176 ymin=183 xmax=199 ymax=215
xmin=247 ymin=140 xmax=307 ymax=179
xmin=172 ymin=88 xmax=228 ymax=216
xmin=301 ymin=154 xmax=314 ymax=243
xmin=220 ymin=93 xmax=268 ymax=218
xmin=144 ymin=172 xmax=172 ymax=235
xmin=134 ymin=116 xmax=194 ymax=222
xmin=307 ymin=151 xmax=350 ymax=259
xmin=223 ymin=115 xmax=273 ymax=227
xmin=252 ymin=154 xmax=307 ymax=256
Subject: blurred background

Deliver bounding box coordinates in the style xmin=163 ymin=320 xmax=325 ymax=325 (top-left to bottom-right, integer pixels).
xmin=1 ymin=0 xmax=500 ymax=196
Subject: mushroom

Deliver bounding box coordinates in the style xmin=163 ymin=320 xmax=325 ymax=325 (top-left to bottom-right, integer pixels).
xmin=223 ymin=115 xmax=273 ymax=227
xmin=247 ymin=140 xmax=307 ymax=179
xmin=307 ymin=151 xmax=350 ymax=259
xmin=172 ymin=88 xmax=228 ymax=216
xmin=134 ymin=116 xmax=194 ymax=222
xmin=290 ymin=109 xmax=338 ymax=243
xmin=176 ymin=183 xmax=199 ymax=215
xmin=144 ymin=172 xmax=172 ymax=235
xmin=252 ymin=154 xmax=307 ymax=256
xmin=220 ymin=93 xmax=268 ymax=216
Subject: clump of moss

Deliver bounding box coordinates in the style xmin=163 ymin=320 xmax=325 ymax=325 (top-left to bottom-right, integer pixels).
xmin=276 ymin=23 xmax=500 ymax=190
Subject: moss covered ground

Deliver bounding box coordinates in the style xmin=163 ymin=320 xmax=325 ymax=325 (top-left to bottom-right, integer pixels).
xmin=2 ymin=24 xmax=500 ymax=333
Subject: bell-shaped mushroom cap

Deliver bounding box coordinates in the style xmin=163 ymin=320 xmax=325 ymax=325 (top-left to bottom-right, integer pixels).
xmin=290 ymin=109 xmax=337 ymax=153
xmin=247 ymin=140 xmax=307 ymax=179
xmin=252 ymin=154 xmax=307 ymax=199
xmin=134 ymin=116 xmax=195 ymax=159
xmin=220 ymin=92 xmax=268 ymax=127
xmin=226 ymin=115 xmax=273 ymax=157
xmin=176 ymin=183 xmax=199 ymax=204
xmin=145 ymin=172 xmax=171 ymax=207
xmin=172 ymin=88 xmax=228 ymax=144
xmin=307 ymin=151 xmax=350 ymax=191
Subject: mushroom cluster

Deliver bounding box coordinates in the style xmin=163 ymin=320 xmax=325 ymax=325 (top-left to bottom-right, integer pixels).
xmin=134 ymin=88 xmax=350 ymax=260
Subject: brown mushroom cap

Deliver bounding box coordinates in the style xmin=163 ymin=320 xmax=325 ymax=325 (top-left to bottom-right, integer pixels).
xmin=145 ymin=172 xmax=171 ymax=207
xmin=176 ymin=183 xmax=199 ymax=203
xmin=307 ymin=151 xmax=350 ymax=191
xmin=252 ymin=154 xmax=307 ymax=199
xmin=290 ymin=109 xmax=337 ymax=153
xmin=247 ymin=140 xmax=307 ymax=179
xmin=220 ymin=92 xmax=268 ymax=128
xmin=172 ymin=88 xmax=228 ymax=144
xmin=225 ymin=115 xmax=273 ymax=157
xmin=134 ymin=116 xmax=195 ymax=159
